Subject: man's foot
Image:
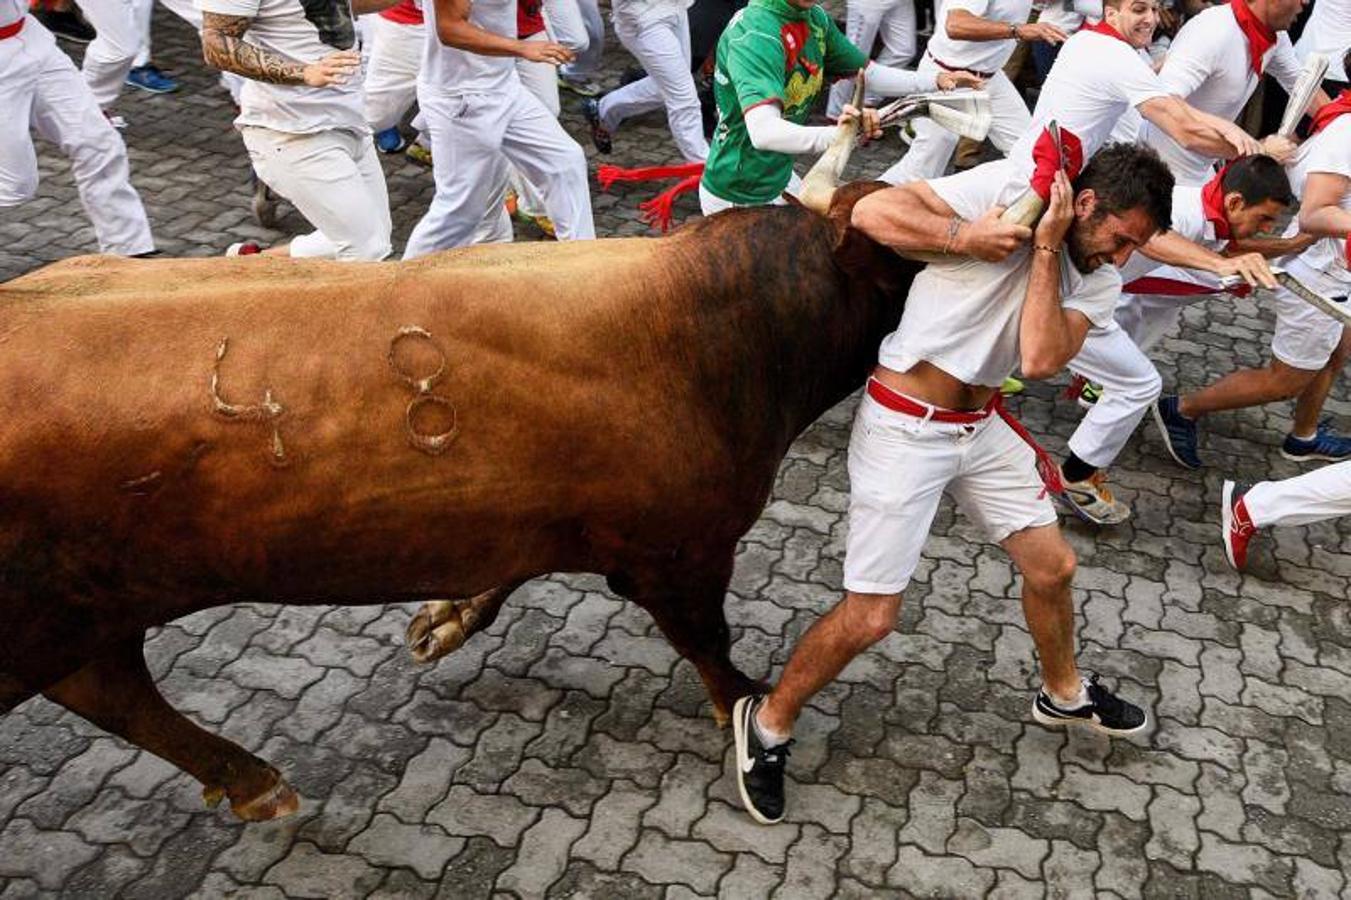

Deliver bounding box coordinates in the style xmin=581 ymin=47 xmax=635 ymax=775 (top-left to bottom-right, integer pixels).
xmin=1280 ymin=421 xmax=1351 ymax=462
xmin=226 ymin=241 xmax=263 ymax=256
xmin=1152 ymin=395 xmax=1202 ymax=469
xmin=1221 ymin=480 xmax=1256 ymax=571
xmin=1000 ymin=376 xmax=1025 ymax=396
xmin=34 ymin=9 xmax=95 ymax=42
xmin=1032 ymin=674 xmax=1148 ymax=736
xmin=251 ymin=176 xmax=279 ymax=229
xmin=375 ymin=126 xmax=408 ymax=154
xmin=731 ymin=695 xmax=790 ymax=825
xmin=104 ymin=112 xmax=128 ymax=130
xmin=582 ymin=98 xmax=612 ymax=154
xmin=1058 ymin=470 xmax=1131 ymax=526
xmin=1076 ymin=380 xmax=1103 ymax=409
xmin=558 ymin=73 xmax=602 ymax=97
xmin=125 ymin=64 xmax=179 ymax=94
xmin=405 ymin=142 xmax=433 ymax=167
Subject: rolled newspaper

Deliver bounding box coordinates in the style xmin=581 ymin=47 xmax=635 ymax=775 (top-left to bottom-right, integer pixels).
xmin=1222 ymin=268 xmax=1351 ymax=326
xmin=877 ymin=90 xmax=993 ymax=142
xmin=1278 ymin=53 xmax=1330 ymax=137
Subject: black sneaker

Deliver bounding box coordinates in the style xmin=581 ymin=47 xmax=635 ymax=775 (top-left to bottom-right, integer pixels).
xmin=582 ymin=98 xmax=612 ymax=154
xmin=1031 ymin=673 xmax=1148 ymax=736
xmin=731 ymin=695 xmax=790 ymax=825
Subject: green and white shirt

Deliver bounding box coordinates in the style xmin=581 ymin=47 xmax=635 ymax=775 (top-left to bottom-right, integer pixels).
xmin=701 ymin=0 xmax=868 ymax=206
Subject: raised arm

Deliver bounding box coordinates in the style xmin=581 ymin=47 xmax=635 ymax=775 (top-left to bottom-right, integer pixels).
xmin=1138 ymin=95 xmax=1262 ymax=160
xmin=201 ymin=12 xmax=358 ymax=85
xmin=433 ymin=0 xmax=572 ymax=61
xmin=1019 ymin=172 xmax=1093 ymax=378
xmin=945 ymin=7 xmax=1067 ymax=44
xmin=851 ymin=180 xmax=1031 ymax=261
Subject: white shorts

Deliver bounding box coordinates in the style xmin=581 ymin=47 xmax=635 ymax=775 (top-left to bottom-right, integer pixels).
xmin=843 ymin=392 xmax=1057 ymax=595
xmin=1271 ymin=258 xmax=1347 ymax=371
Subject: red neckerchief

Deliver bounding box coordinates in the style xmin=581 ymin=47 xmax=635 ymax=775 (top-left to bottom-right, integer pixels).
xmin=1310 ymin=90 xmax=1351 ymax=135
xmin=1229 ymin=0 xmax=1276 ymax=76
xmin=1029 ymin=126 xmax=1085 ymax=201
xmin=1200 ymin=163 xmax=1233 ymax=241
xmin=1080 ymin=18 xmax=1130 ymax=43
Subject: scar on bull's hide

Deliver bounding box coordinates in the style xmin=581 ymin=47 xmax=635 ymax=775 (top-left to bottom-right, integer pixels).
xmin=117 ymin=442 xmax=210 ymax=498
xmin=209 ymin=338 xmax=290 ymax=467
xmin=388 ymin=325 xmax=458 ymax=456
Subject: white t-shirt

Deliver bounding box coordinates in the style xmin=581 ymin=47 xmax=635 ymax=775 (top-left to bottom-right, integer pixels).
xmin=1140 ymin=3 xmax=1302 ymax=185
xmin=1117 ymin=185 xmax=1219 ymax=282
xmin=420 ymin=0 xmax=518 ymax=94
xmin=1035 ymin=0 xmax=1101 ymax=34
xmin=1001 ymin=28 xmax=1169 ymax=199
xmin=926 ymin=0 xmax=1032 ymax=74
xmin=1294 ymin=0 xmax=1351 ymax=81
xmin=876 ymin=160 xmax=1122 ymax=387
xmin=1284 ymin=115 xmax=1351 ymax=291
xmin=1 ymin=0 xmax=26 ymax=26
xmin=198 ymin=0 xmax=365 ymax=134
xmin=612 ymin=0 xmax=693 ymax=24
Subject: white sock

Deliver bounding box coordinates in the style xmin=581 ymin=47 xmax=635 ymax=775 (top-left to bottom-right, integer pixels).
xmin=1047 ymin=679 xmax=1089 ymax=710
xmin=752 ymin=705 xmax=791 ymax=748
xmin=1292 ymin=430 xmax=1317 ymax=442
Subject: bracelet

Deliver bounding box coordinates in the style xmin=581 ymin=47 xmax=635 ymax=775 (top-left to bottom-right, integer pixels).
xmin=1034 ymin=243 xmax=1060 ymax=255
xmin=1009 ymin=22 xmax=1019 ymax=39
xmin=942 ymin=216 xmax=964 ymax=254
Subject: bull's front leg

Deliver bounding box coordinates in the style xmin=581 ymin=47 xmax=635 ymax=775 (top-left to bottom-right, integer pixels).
xmin=625 ymin=559 xmax=768 ymax=726
xmin=42 ymin=637 xmax=298 ymax=821
xmin=406 ymin=582 xmax=522 ymax=664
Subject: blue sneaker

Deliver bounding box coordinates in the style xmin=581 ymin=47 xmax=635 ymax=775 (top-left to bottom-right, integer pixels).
xmin=1152 ymin=395 xmax=1203 ymax=469
xmin=125 ymin=64 xmax=179 ymax=94
xmin=1281 ymin=420 xmax=1351 ymax=462
xmin=375 ymin=127 xmax=408 ymax=154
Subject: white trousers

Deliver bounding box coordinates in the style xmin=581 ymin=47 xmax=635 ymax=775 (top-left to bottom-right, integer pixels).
xmin=241 ymin=125 xmax=392 ymax=260
xmin=364 ymin=16 xmax=423 ymax=132
xmin=599 ymin=8 xmax=708 ymax=162
xmin=560 ymin=0 xmax=603 ymax=80
xmin=1115 ymin=265 xmax=1219 ymax=352
xmin=76 ymin=0 xmax=139 ymax=107
xmin=403 ymin=83 xmax=594 ymax=258
xmin=879 ymin=59 xmax=1029 ymax=185
xmin=825 ymin=0 xmax=917 ymax=117
xmin=1066 ymin=321 xmax=1163 ymax=469
xmin=0 ymin=17 xmax=154 ymax=254
xmin=512 ymin=33 xmax=563 ymax=217
xmin=1246 ymin=461 xmax=1351 ymax=529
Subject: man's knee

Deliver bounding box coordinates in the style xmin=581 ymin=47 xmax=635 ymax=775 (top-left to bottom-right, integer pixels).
xmin=1023 ymin=546 xmax=1076 ymax=596
xmin=0 ymin=169 xmax=40 ymax=206
xmin=339 ymin=229 xmax=392 ymax=261
xmin=1268 ymin=362 xmax=1318 ymax=400
xmin=840 ymin=591 xmax=903 ymax=646
xmin=1121 ymin=366 xmax=1163 ymax=405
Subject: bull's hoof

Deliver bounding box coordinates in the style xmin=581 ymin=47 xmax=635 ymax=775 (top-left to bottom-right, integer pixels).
xmin=407 ymin=600 xmax=464 ymax=664
xmin=712 ymin=676 xmax=773 ymax=728
xmin=229 ymin=776 xmax=301 ymax=821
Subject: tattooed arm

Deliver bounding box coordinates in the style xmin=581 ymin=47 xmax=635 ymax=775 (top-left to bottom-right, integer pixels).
xmin=201 ymin=12 xmax=359 ymax=85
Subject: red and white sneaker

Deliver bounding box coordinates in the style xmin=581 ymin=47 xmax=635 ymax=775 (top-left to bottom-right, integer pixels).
xmin=225 ymin=241 xmax=263 ymax=256
xmin=1221 ymin=480 xmax=1257 ymax=571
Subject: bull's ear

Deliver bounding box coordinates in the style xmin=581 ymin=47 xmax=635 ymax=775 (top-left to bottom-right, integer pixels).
xmin=826 ymin=180 xmax=890 ymax=242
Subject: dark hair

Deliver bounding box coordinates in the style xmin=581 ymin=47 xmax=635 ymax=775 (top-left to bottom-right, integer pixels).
xmin=1072 ymin=142 xmax=1174 ymax=232
xmin=1221 ymin=154 xmax=1295 ymax=207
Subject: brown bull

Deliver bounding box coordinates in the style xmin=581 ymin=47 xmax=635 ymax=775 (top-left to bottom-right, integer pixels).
xmin=0 ymin=183 xmax=918 ymax=820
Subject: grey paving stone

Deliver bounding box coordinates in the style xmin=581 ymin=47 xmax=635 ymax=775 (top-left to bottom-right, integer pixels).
xmin=772 ymin=823 xmax=846 ymax=900
xmin=0 ymin=820 xmax=100 ymax=891
xmin=348 ymin=813 xmax=464 ymax=880
xmin=426 ymin=785 xmax=539 ymax=847
xmin=887 ymin=845 xmax=996 ymax=897
xmin=572 ymin=780 xmax=659 ymax=870
xmin=620 ymin=829 xmax=732 ymax=895
xmin=643 ymin=753 xmax=721 ymax=838
xmin=263 ymin=841 xmax=385 ymax=898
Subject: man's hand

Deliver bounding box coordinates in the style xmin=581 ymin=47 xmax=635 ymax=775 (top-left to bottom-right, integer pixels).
xmin=1221 ymin=121 xmax=1263 ymax=159
xmin=1033 ymin=169 xmax=1074 ymax=248
xmin=839 ymin=103 xmax=883 ymax=142
xmin=518 ymin=39 xmax=574 ymax=65
xmin=937 ymin=70 xmax=984 ymax=91
xmin=302 ymin=49 xmax=360 ymax=87
xmin=957 ymin=207 xmax=1033 ymax=261
xmin=1259 ymin=133 xmax=1298 ymax=164
xmin=1014 ymin=21 xmax=1068 ymax=45
xmin=1215 ymin=251 xmax=1278 ymax=289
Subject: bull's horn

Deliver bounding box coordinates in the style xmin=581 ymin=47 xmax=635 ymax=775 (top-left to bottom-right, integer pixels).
xmin=798 ymin=72 xmax=866 ymax=215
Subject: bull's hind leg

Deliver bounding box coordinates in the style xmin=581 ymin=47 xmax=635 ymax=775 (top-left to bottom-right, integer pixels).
xmin=42 ymin=637 xmax=299 ymax=821
xmin=625 ymin=556 xmax=765 ymax=726
xmin=407 ymin=582 xmax=523 ymax=663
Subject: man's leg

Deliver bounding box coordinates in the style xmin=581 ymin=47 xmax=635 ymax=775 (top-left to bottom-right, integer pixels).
xmin=1291 ymin=326 xmax=1351 ymax=438
xmin=983 ymin=69 xmax=1031 ymax=153
xmin=559 ymin=0 xmax=603 ymax=86
xmin=29 ymin=34 xmax=154 ymax=255
xmin=364 ymin=17 xmax=423 ymax=132
xmin=502 ymin=88 xmax=595 ymax=240
xmin=1000 ymin=524 xmax=1080 ymax=700
xmin=826 ymin=1 xmax=885 ymax=118
xmin=878 ymin=57 xmax=958 ymax=185
xmin=512 ymin=33 xmax=563 ymax=221
xmin=875 ymin=0 xmax=916 ymax=68
xmin=1243 ymin=460 xmax=1351 ymax=529
xmin=0 ymin=30 xmax=41 ymax=207
xmin=76 ymin=0 xmax=139 ymax=107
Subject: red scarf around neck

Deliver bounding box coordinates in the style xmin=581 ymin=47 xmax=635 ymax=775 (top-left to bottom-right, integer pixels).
xmin=1229 ymin=0 xmax=1277 ymax=76
xmin=1309 ymin=91 xmax=1351 ymax=135
xmin=1080 ymin=18 xmax=1130 ymax=43
xmin=1200 ymin=163 xmax=1234 ymax=241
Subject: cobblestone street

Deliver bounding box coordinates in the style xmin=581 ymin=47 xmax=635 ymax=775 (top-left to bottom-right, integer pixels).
xmin=4 ymin=11 xmax=1351 ymax=899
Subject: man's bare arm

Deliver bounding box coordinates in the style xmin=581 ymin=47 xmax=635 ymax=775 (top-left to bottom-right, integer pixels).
xmin=201 ymin=12 xmax=358 ymax=85
xmin=1226 ymin=233 xmax=1316 ymax=258
xmin=944 ymin=8 xmax=1066 ymax=44
xmin=851 ymin=182 xmax=1032 ymax=262
xmin=1138 ymin=95 xmax=1261 ymax=160
xmin=1019 ymin=172 xmax=1090 ymax=378
xmin=434 ymin=0 xmax=572 ymax=62
xmin=1140 ymin=229 xmax=1276 ymax=288
xmin=1299 ymin=172 xmax=1351 ymax=238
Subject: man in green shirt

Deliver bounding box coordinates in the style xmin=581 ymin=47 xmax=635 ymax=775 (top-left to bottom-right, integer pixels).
xmin=699 ymin=0 xmax=980 ymax=212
